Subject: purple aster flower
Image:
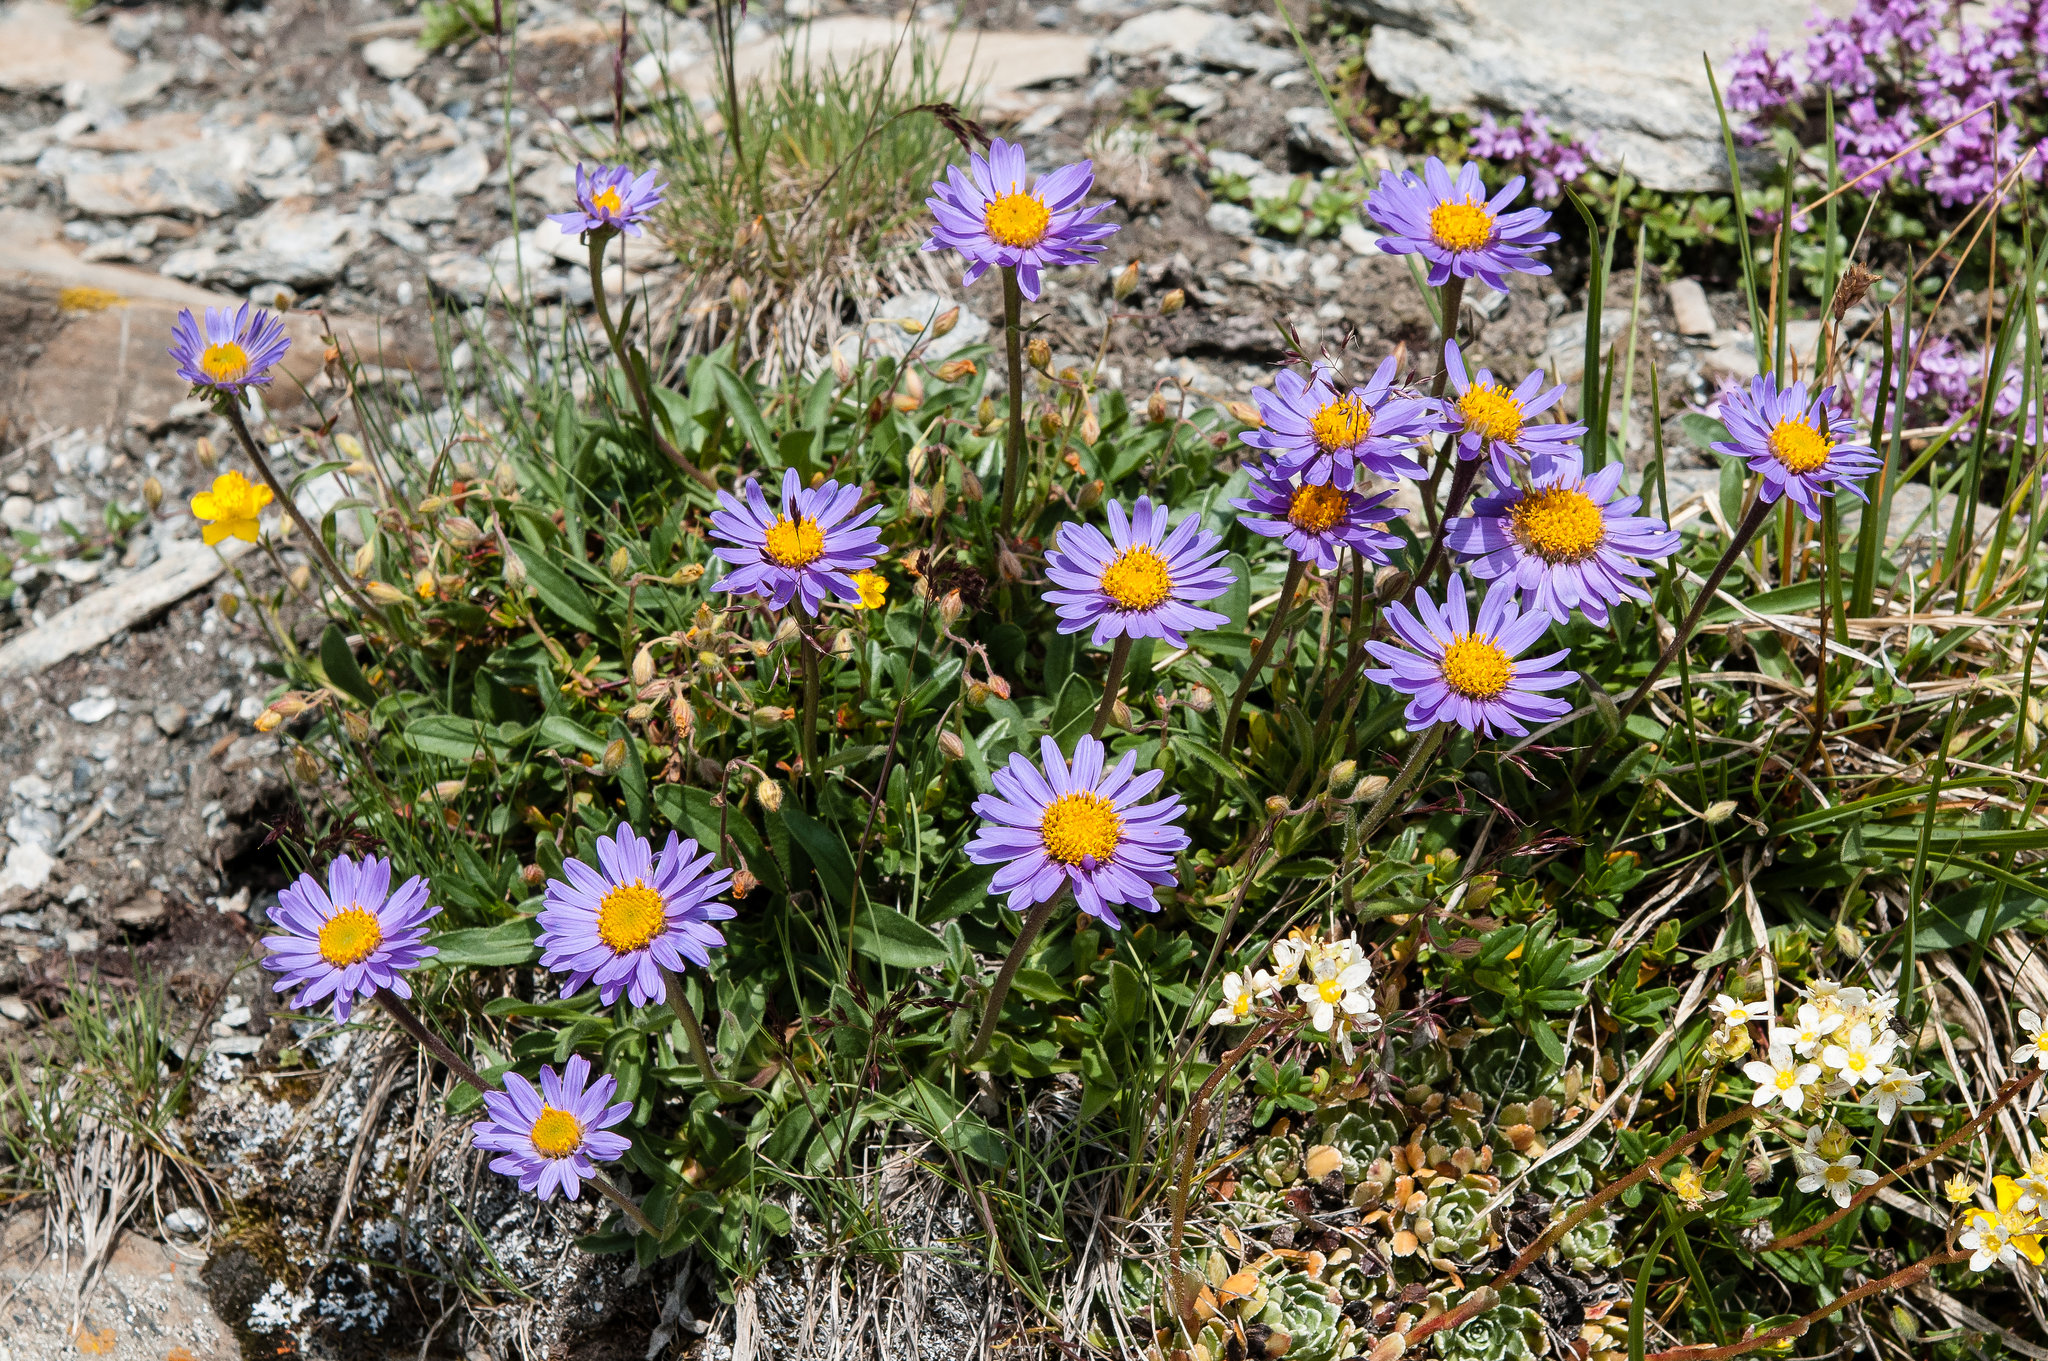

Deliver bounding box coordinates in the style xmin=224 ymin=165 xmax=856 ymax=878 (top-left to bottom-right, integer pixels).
xmin=1712 ymin=373 xmax=1883 ymax=522
xmin=1044 ymin=496 xmax=1233 ymax=648
xmin=920 ymin=137 xmax=1118 ymax=300
xmin=1240 ymin=357 xmax=1437 ymax=489
xmin=965 ymin=734 xmax=1188 ymax=928
xmin=1367 ymin=157 xmax=1557 ymax=291
xmin=535 ymin=824 xmax=735 ymax=1009
xmin=471 ymin=1054 xmax=633 ymax=1202
xmin=1363 ymin=577 xmax=1576 ymax=738
xmin=170 ymin=303 xmax=291 ymax=396
xmin=1441 ymin=341 xmax=1584 ymax=481
xmin=546 ymin=162 xmax=665 ymax=238
xmin=259 ymin=855 xmax=439 ymax=1022
xmin=709 ymin=468 xmax=884 ymax=616
xmin=1445 ymin=449 xmax=1680 ymax=627
xmin=1231 ymin=463 xmax=1407 ymax=571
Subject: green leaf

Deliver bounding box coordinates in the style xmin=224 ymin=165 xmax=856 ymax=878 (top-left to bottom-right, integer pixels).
xmin=511 ymin=543 xmax=605 ymax=636
xmin=1219 ymin=552 xmax=1251 ymax=631
xmin=399 ymin=715 xmax=498 ymax=762
xmin=537 ymin=714 xmax=606 ymax=757
xmin=782 ymin=805 xmax=855 ymax=905
xmin=319 ymin=624 xmax=377 ymax=707
xmin=850 ymin=901 xmax=950 ymax=970
xmin=708 ymin=361 xmax=778 ymax=464
xmin=427 ymin=918 xmax=541 ymax=967
xmin=1680 ymin=412 xmax=1731 ymax=452
xmin=1008 ymin=968 xmax=1069 ymax=1002
xmin=920 ymin=864 xmax=995 ymax=923
xmin=610 ymin=718 xmax=649 ymax=827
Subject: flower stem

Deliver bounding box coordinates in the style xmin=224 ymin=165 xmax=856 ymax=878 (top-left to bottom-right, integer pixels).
xmin=585 ymin=231 xmax=715 ymax=490
xmin=1411 ymin=454 xmax=1481 ymax=591
xmin=1221 ymin=556 xmax=1308 ymax=756
xmin=998 ymin=266 xmax=1027 ymax=544
xmin=1089 ymin=635 xmax=1133 ymax=740
xmin=1417 ymin=276 xmax=1466 ymax=533
xmin=961 ymin=892 xmax=1064 ymax=1067
xmin=218 ymin=400 xmax=382 ymax=621
xmin=1354 ymin=722 xmax=1446 ymax=845
xmin=376 ymin=989 xmax=659 ymax=1237
xmin=1167 ymin=1019 xmax=1281 ymax=1267
xmin=797 ymin=617 xmax=822 ymax=785
xmin=1576 ymin=491 xmax=1773 ymax=782
xmin=1642 ymin=1250 xmax=1964 ymax=1361
xmin=660 ymin=965 xmax=750 ymax=1102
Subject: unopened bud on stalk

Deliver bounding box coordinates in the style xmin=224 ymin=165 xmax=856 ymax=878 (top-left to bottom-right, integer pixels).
xmin=755 ymin=777 xmax=784 ymax=812
xmin=142 ymin=476 xmax=163 ymax=511
xmin=986 ymin=673 xmax=1012 ymax=700
xmin=1264 ymin=795 xmax=1289 ymax=817
xmin=728 ymin=276 xmax=752 ymax=312
xmin=960 ymin=467 xmax=983 ymax=501
xmin=632 ymin=646 xmax=656 ymax=687
xmin=1358 ymin=774 xmax=1390 ymax=801
xmin=753 ymin=705 xmax=787 ymax=725
xmin=1111 ymin=698 xmax=1131 ymax=729
xmin=977 ymin=397 xmax=997 ymax=428
xmin=343 ymin=711 xmax=372 ymax=742
xmin=433 ymin=779 xmax=466 ymax=801
xmin=345 ymin=460 xmax=375 ymax=479
xmin=1328 ymin=759 xmax=1359 ymax=796
xmin=1027 ymin=337 xmax=1052 ymax=372
xmin=1113 ymin=260 xmax=1140 ymax=300
xmin=443 ymin=517 xmax=482 ymax=545
xmin=1186 ymin=684 xmax=1213 ymax=713
xmin=627 ymin=702 xmax=654 ymax=722
xmin=413 ymin=568 xmax=436 ymax=599
xmin=291 ymin=746 xmax=321 ymax=784
xmin=1374 ymin=567 xmax=1410 ymax=604
xmin=996 ymin=545 xmax=1024 ymax=582
xmin=417 ymin=495 xmax=449 ymax=515
xmin=608 ymin=546 xmax=632 ymax=576
xmin=832 ymin=347 xmax=853 ymax=384
xmin=1039 ymin=409 xmax=1064 ymax=437
xmin=936 ymin=357 xmax=976 ymax=382
xmin=366 ymin=580 xmax=408 ymax=605
xmin=1146 ymin=391 xmax=1169 ymax=424
xmin=502 ymin=553 xmax=528 ymax=590
xmin=967 ymin=681 xmax=991 ymax=707
xmin=195 ymin=437 xmax=217 ymax=471
xmin=1079 ymin=408 xmax=1100 ymax=446
xmin=522 ymin=863 xmax=547 ymax=888
xmin=289 ymin=565 xmax=312 ymax=593
xmin=773 ymin=616 xmax=802 ymax=646
xmin=336 ymin=433 xmax=364 ymax=461
xmin=673 ymin=563 xmax=705 ymax=585
xmin=494 ymin=461 xmax=519 ymax=495
xmin=218 ymin=592 xmax=239 ymax=619
xmin=892 ymin=390 xmax=921 ymax=413
xmin=255 ymin=710 xmax=283 ymax=733
xmin=930 ymin=305 xmax=960 ymax=338
xmin=907 ymin=485 xmax=933 ymax=518
xmin=939 ymin=589 xmax=965 ymax=627
xmin=601 ymin=738 xmax=628 ymax=773
xmin=670 ymin=694 xmax=696 ymax=737
xmin=352 ymin=543 xmax=377 ymax=575
xmin=1703 ymin=799 xmax=1738 ymax=826
xmin=731 ymin=868 xmax=759 ymax=899
xmin=938 ymin=731 xmax=966 ymax=761
xmin=1226 ymin=400 xmax=1263 ymax=428
xmin=901 ymin=365 xmax=925 ymax=404
xmin=1077 ymin=479 xmax=1105 ymax=512
xmin=1159 ymin=288 xmax=1186 ymax=315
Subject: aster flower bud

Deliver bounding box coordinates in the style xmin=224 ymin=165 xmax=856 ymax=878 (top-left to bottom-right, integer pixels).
xmin=1113 ymin=260 xmax=1140 ymax=300
xmin=1027 ymin=337 xmax=1051 ymax=372
xmin=1076 ymin=479 xmax=1105 ymax=512
xmin=608 ymin=547 xmax=632 ymax=576
xmin=1159 ymin=288 xmax=1186 ymax=315
xmin=935 ymin=358 xmax=976 ymax=382
xmin=756 ymin=777 xmax=784 ymax=812
xmin=1328 ymin=760 xmax=1359 ymax=796
xmin=627 ymin=703 xmax=654 ymax=722
xmin=1358 ymin=775 xmax=1389 ymax=801
xmin=938 ymin=731 xmax=966 ymax=761
xmin=632 ymin=646 xmax=656 ymax=687
xmin=601 ymin=739 xmax=628 ymax=773
xmin=195 ymin=437 xmax=218 ymax=471
xmin=1703 ymin=799 xmax=1738 ymax=825
xmin=502 ymin=554 xmax=528 ymax=589
xmin=142 ymin=476 xmax=164 ymax=512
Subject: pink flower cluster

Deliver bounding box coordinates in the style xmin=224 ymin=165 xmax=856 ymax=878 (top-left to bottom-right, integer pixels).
xmin=1864 ymin=319 xmax=2045 ymax=446
xmin=1468 ymin=113 xmax=1598 ymax=204
xmin=1727 ymin=0 xmax=2048 ymax=207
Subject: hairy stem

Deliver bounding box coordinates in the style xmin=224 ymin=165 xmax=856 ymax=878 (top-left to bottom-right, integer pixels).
xmin=1417 ymin=276 xmax=1466 ymax=533
xmin=798 ymin=618 xmax=822 ymax=784
xmin=1167 ymin=1020 xmax=1282 ymax=1268
xmin=999 ymin=267 xmax=1028 ymax=543
xmin=962 ymin=893 xmax=1063 ymax=1066
xmin=1643 ymin=1251 xmax=1963 ymax=1361
xmin=219 ymin=401 xmax=382 ymax=620
xmin=1221 ymin=556 xmax=1308 ymax=756
xmin=1354 ymin=723 xmax=1447 ymax=845
xmin=1412 ymin=455 xmax=1481 ymax=591
xmin=1089 ymin=635 xmax=1134 ymax=741
xmin=585 ymin=231 xmax=715 ymax=489
xmin=660 ymin=966 xmax=749 ymax=1102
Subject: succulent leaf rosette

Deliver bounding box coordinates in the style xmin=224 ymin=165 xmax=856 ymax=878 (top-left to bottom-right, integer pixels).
xmin=1429 ymin=1284 xmax=1547 ymax=1361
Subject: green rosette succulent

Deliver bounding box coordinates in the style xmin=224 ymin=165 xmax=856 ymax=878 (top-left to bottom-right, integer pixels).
xmin=1418 ymin=1109 xmax=1488 ymax=1166
xmin=1422 ymin=1178 xmax=1498 ymax=1263
xmin=1556 ymin=1213 xmax=1623 ymax=1272
xmin=1256 ymin=1271 xmax=1350 ymax=1361
xmin=1395 ymin=1039 xmax=1457 ymax=1088
xmin=1328 ymin=1252 xmax=1390 ymax=1303
xmin=1251 ymin=1130 xmax=1304 ymax=1188
xmin=1429 ymin=1284 xmax=1546 ymax=1361
xmin=1530 ymin=1129 xmax=1610 ymax=1200
xmin=1321 ymin=1108 xmax=1408 ymax=1180
xmin=1460 ymin=1028 xmax=1561 ymax=1102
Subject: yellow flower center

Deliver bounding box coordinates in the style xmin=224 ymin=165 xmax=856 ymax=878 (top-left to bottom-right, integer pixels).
xmin=1288 ymin=482 xmax=1351 ymax=533
xmin=1458 ymin=383 xmax=1525 ymax=445
xmin=1317 ymin=977 xmax=1345 ymax=1004
xmin=1439 ymin=635 xmax=1512 ymax=700
xmin=1099 ymin=544 xmax=1173 ymax=611
xmin=1309 ymin=395 xmax=1373 ymax=452
xmin=1040 ymin=791 xmax=1122 ymax=865
xmin=529 ymin=1107 xmax=584 ymax=1158
xmin=983 ymin=190 xmax=1051 ymax=249
xmin=1511 ymin=486 xmax=1606 ymax=562
xmin=1775 ymin=1069 xmax=1799 ymax=1090
xmin=590 ymin=185 xmax=624 ymax=216
xmin=201 ymin=341 xmax=251 ymax=384
xmin=1671 ymin=1167 xmax=1705 ymax=1201
xmin=1232 ymin=990 xmax=1253 ymax=1018
xmin=1768 ymin=416 xmax=1833 ymax=474
xmin=1429 ymin=199 xmax=1496 ymax=252
xmin=763 ymin=515 xmax=826 ymax=568
xmin=317 ymin=907 xmax=383 ymax=967
xmin=596 ymin=882 xmax=668 ymax=954
xmin=1824 ymin=1164 xmax=1854 ymax=1184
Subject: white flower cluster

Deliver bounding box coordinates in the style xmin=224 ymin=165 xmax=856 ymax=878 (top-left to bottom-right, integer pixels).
xmin=1716 ymin=979 xmax=1928 ymax=1127
xmin=1209 ymin=931 xmax=1380 ymax=1058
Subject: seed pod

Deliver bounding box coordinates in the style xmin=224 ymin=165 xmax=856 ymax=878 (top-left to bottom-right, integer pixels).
xmin=930 ymin=305 xmax=960 ymax=338
xmin=627 ymin=702 xmax=654 ymax=721
xmin=986 ymin=673 xmax=1012 ymax=700
xmin=996 ymin=545 xmax=1024 ymax=582
xmin=343 ymin=711 xmax=373 ymax=742
xmin=960 ymin=468 xmax=983 ymax=501
xmin=522 ymin=863 xmax=547 ymax=887
xmin=217 ymin=592 xmax=239 ymax=619
xmin=502 ymin=553 xmax=528 ymax=589
xmin=1079 ymin=408 xmax=1100 ymax=446
xmin=1159 ymin=288 xmax=1186 ymax=315
xmin=1039 ymin=409 xmax=1064 ymax=437
xmin=1112 ymin=260 xmax=1141 ymax=299
xmin=1226 ymin=400 xmax=1263 ymax=428
xmin=755 ymin=777 xmax=784 ymax=812
xmin=442 ymin=517 xmax=482 ymax=545
xmin=417 ymin=495 xmax=449 ymax=515
xmin=1703 ymin=799 xmax=1738 ymax=825
xmin=1077 ymin=479 xmax=1105 ymax=511
xmin=938 ymin=731 xmax=966 ymax=761
xmin=366 ymin=580 xmax=408 ymax=605
xmin=142 ymin=476 xmax=164 ymax=511
xmin=939 ymin=589 xmax=965 ymax=628
xmin=291 ymin=746 xmax=321 ymax=783
xmin=195 ymin=436 xmax=218 ymax=470
xmin=601 ymin=738 xmax=628 ymax=773
xmin=1264 ymin=794 xmax=1289 ymax=816
xmin=1186 ymin=684 xmax=1213 ymax=713
xmin=935 ymin=357 xmax=976 ymax=382
xmin=1146 ymin=391 xmax=1169 ymax=424
xmin=1027 ymin=337 xmax=1051 ymax=372
xmin=669 ymin=694 xmax=696 ymax=737
xmin=632 ymin=646 xmax=656 ymax=687
xmin=753 ymin=705 xmax=787 ymax=725
xmin=352 ymin=542 xmax=377 ymax=575
xmin=907 ymin=485 xmax=933 ymax=518
xmin=967 ymin=681 xmax=991 ymax=708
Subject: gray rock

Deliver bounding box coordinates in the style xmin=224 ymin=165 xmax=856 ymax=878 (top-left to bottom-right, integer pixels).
xmin=1350 ymin=0 xmax=1834 ymax=191
xmin=208 ymin=1035 xmax=264 ymax=1056
xmin=2 ymin=842 xmax=53 ymax=894
xmin=1206 ymin=201 xmax=1258 ymax=237
xmin=0 ymin=0 xmax=131 ymax=94
xmin=0 ymin=540 xmax=251 ymax=678
xmin=1286 ymin=105 xmax=1356 ymax=164
xmin=1162 ymin=80 xmax=1225 ymax=120
xmin=67 ymin=695 xmax=118 ymax=724
xmin=153 ymin=701 xmax=188 ymax=736
xmin=217 ymin=205 xmax=371 ymax=286
xmin=1194 ymin=25 xmax=1299 ymax=76
xmin=1666 ymin=277 xmax=1714 ymax=335
xmin=415 ymin=141 xmax=491 ymax=199
xmin=1102 ymin=5 xmax=1229 ymax=59
xmin=163 ymin=1207 xmax=208 ymax=1238
xmin=385 ymin=192 xmax=459 ymax=224
xmin=362 ymin=36 xmax=428 ymax=80
xmin=8 ymin=806 xmax=61 ymax=851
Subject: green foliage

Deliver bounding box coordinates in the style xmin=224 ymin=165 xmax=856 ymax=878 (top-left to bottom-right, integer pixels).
xmin=418 ymin=0 xmax=499 ymax=52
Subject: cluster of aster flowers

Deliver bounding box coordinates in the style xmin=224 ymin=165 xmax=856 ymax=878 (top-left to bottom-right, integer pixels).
xmin=1209 ymin=929 xmax=1380 ymax=1060
xmin=1726 ymin=0 xmax=2048 ymax=207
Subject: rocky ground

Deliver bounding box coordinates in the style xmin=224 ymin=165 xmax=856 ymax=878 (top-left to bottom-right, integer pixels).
xmin=0 ymin=0 xmax=1974 ymax=1356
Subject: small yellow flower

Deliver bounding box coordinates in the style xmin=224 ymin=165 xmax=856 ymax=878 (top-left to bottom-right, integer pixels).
xmin=1946 ymin=1172 xmax=1979 ymax=1205
xmin=189 ymin=471 xmax=273 ymax=546
xmin=414 ymin=568 xmax=436 ymax=599
xmin=851 ymin=569 xmax=888 ymax=610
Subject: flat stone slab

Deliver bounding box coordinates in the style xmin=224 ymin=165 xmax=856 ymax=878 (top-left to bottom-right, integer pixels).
xmin=0 ymin=537 xmax=251 ymax=678
xmin=0 ymin=0 xmax=131 ymax=94
xmin=1351 ymin=0 xmax=1850 ymax=190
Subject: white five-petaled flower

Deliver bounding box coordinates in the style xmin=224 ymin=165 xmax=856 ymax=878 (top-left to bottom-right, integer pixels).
xmin=1793 ymin=1146 xmax=1879 ymax=1208
xmin=1209 ymin=969 xmax=1278 ymax=1027
xmin=1800 ymin=977 xmax=1869 ymax=1013
xmin=1770 ymin=1002 xmax=1844 ymax=1058
xmin=1743 ymin=1044 xmax=1822 ymax=1113
xmin=1297 ymin=953 xmax=1374 ymax=1035
xmin=1819 ymin=1021 xmax=1895 ymax=1087
xmin=1869 ymin=1066 xmax=1929 ymax=1122
xmin=2014 ymin=1008 xmax=2048 ymax=1069
xmin=1711 ymin=994 xmax=1768 ymax=1030
xmin=1270 ymin=936 xmax=1310 ymax=986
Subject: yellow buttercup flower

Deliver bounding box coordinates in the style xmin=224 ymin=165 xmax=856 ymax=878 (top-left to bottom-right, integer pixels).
xmin=1945 ymin=1172 xmax=1980 ymax=1205
xmin=189 ymin=471 xmax=273 ymax=546
xmin=851 ymin=569 xmax=888 ymax=610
